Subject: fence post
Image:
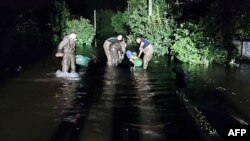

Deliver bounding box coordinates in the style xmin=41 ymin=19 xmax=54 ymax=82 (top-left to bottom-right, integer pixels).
xmin=148 ymin=0 xmax=152 ymax=16
xmin=94 ymin=10 xmax=97 ymax=47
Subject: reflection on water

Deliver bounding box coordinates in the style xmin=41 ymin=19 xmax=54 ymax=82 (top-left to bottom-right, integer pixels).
xmin=57 ymin=80 xmax=79 ymax=104
xmin=133 ymin=71 xmax=165 ymax=141
xmin=0 ymin=57 xmax=250 ymax=141
xmin=71 ymin=62 xmax=207 ymax=141
xmin=182 ymin=62 xmax=250 ymax=135
xmin=0 ymin=56 xmax=82 ymax=141
xmin=239 ymin=63 xmax=250 ymax=81
xmin=55 ymin=80 xmax=80 ymax=122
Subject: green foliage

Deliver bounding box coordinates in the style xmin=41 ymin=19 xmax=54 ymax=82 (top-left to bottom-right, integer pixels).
xmin=51 ymin=0 xmax=72 ymax=44
xmin=171 ymin=22 xmax=227 ymax=64
xmin=125 ymin=34 xmax=138 ymax=48
xmin=50 ymin=0 xmax=96 ymax=56
xmin=76 ymin=45 xmax=94 ymax=57
xmin=112 ymin=0 xmax=175 ymax=56
xmin=96 ymin=10 xmax=115 ymax=37
xmin=111 ymin=11 xmax=128 ymax=35
xmin=110 ymin=0 xmax=230 ymax=64
xmin=144 ymin=16 xmax=175 ymax=56
xmin=63 ymin=17 xmax=96 ymax=55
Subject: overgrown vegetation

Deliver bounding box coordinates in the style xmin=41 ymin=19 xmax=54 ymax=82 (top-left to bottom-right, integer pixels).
xmin=111 ymin=0 xmax=231 ymax=64
xmin=50 ymin=0 xmax=248 ymax=64
xmin=51 ymin=0 xmax=72 ymax=44
xmin=112 ymin=0 xmax=175 ymax=56
xmin=96 ymin=10 xmax=115 ymax=38
xmin=63 ymin=18 xmax=96 ymax=55
xmin=51 ymin=0 xmax=96 ymax=55
xmin=171 ymin=22 xmax=227 ymax=64
xmin=111 ymin=11 xmax=128 ymax=35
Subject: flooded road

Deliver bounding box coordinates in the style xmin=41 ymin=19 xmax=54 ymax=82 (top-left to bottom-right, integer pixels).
xmin=0 ymin=56 xmax=82 ymax=141
xmin=0 ymin=56 xmax=249 ymax=141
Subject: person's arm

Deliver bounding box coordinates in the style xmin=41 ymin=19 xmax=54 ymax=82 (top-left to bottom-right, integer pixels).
xmin=55 ymin=38 xmax=68 ymax=57
xmin=138 ymin=42 xmax=144 ymax=58
xmin=58 ymin=38 xmax=68 ymax=51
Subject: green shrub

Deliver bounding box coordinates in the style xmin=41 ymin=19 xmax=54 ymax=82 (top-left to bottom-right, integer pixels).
xmin=111 ymin=11 xmax=128 ymax=35
xmin=51 ymin=0 xmax=72 ymax=44
xmin=110 ymin=0 xmax=228 ymax=64
xmin=115 ymin=0 xmax=175 ymax=56
xmin=171 ymin=22 xmax=227 ymax=64
xmin=63 ymin=17 xmax=96 ymax=55
xmin=96 ymin=10 xmax=115 ymax=37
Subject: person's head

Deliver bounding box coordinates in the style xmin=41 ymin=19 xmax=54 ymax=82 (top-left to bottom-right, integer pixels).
xmin=117 ymin=35 xmax=123 ymax=41
xmin=69 ymin=33 xmax=77 ymax=40
xmin=136 ymin=37 xmax=142 ymax=44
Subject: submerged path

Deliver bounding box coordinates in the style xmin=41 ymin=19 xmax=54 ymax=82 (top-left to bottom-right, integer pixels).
xmin=51 ymin=60 xmax=206 ymax=141
xmin=0 ymin=56 xmax=249 ymax=141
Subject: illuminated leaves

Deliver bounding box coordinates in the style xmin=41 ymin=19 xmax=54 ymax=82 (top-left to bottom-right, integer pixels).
xmin=171 ymin=22 xmax=227 ymax=64
xmin=64 ymin=17 xmax=96 ymax=55
xmin=112 ymin=0 xmax=175 ymax=56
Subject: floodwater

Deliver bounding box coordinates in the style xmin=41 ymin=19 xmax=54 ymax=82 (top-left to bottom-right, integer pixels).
xmin=0 ymin=56 xmax=249 ymax=141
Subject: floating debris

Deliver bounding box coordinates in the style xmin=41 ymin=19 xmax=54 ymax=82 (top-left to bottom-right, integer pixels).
xmin=231 ymin=92 xmax=237 ymax=95
xmin=216 ymin=87 xmax=226 ymax=91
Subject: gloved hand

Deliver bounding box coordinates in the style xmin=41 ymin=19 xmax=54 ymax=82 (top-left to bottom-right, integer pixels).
xmin=55 ymin=52 xmax=64 ymax=57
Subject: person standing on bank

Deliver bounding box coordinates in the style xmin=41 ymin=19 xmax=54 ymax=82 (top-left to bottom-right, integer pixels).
xmin=103 ymin=35 xmax=124 ymax=66
xmin=136 ymin=37 xmax=154 ymax=70
xmin=55 ymin=33 xmax=77 ymax=73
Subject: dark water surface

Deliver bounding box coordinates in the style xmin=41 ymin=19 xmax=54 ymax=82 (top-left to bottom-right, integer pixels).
xmin=0 ymin=56 xmax=249 ymax=141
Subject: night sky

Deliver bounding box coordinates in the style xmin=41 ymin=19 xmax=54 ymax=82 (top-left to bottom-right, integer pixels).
xmin=1 ymin=0 xmax=51 ymax=8
xmin=1 ymin=0 xmax=126 ymax=11
xmin=1 ymin=0 xmax=126 ymax=19
xmin=69 ymin=0 xmax=126 ymax=17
